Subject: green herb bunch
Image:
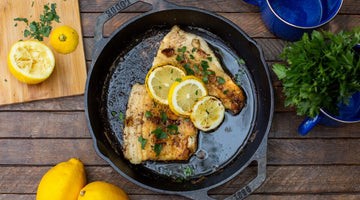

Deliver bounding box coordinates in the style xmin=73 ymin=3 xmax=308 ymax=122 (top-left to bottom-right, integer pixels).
xmin=14 ymin=3 xmax=60 ymax=41
xmin=273 ymin=27 xmax=360 ymax=118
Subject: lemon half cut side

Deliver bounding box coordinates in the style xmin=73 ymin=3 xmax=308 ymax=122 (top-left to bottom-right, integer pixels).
xmin=8 ymin=40 xmax=55 ymax=84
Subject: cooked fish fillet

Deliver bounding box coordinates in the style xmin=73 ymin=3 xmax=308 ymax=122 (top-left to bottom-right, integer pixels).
xmin=123 ymin=83 xmax=198 ymax=164
xmin=153 ymin=25 xmax=245 ymax=114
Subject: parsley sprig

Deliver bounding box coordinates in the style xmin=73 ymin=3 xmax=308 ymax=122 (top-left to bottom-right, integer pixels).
xmin=273 ymin=28 xmax=360 ymax=118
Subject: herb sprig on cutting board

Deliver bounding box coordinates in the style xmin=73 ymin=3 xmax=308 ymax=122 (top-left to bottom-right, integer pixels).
xmin=14 ymin=3 xmax=60 ymax=41
xmin=273 ymin=27 xmax=360 ymax=118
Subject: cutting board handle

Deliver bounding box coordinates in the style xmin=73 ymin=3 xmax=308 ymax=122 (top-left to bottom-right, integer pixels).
xmin=93 ymin=0 xmax=177 ymax=59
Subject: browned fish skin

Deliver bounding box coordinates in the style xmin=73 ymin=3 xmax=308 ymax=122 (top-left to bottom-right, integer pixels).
xmin=153 ymin=26 xmax=245 ymax=114
xmin=123 ymin=83 xmax=198 ymax=164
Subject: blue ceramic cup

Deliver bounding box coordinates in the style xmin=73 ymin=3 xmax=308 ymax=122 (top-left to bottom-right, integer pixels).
xmin=243 ymin=0 xmax=343 ymax=41
xmin=298 ymin=92 xmax=360 ymax=135
xmin=297 ymin=44 xmax=360 ymax=135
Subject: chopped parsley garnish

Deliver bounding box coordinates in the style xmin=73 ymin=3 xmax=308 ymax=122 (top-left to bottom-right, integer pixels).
xmin=145 ymin=111 xmax=153 ymax=118
xmin=183 ymin=166 xmax=194 ymax=179
xmin=138 ymin=136 xmax=147 ymax=149
xmin=154 ymin=144 xmax=162 ymax=156
xmin=203 ymin=76 xmax=208 ymax=84
xmin=192 ymin=47 xmax=197 ymax=52
xmin=119 ymin=111 xmax=124 ymax=123
xmin=190 ymin=54 xmax=195 ymax=59
xmin=223 ymin=89 xmax=229 ymax=94
xmin=160 ymin=110 xmax=167 ymax=123
xmin=178 ymin=46 xmax=186 ymax=53
xmin=206 ymin=109 xmax=210 ymax=114
xmin=170 ymin=69 xmax=174 ymax=74
xmin=207 ymin=57 xmax=212 ymax=61
xmin=184 ymin=118 xmax=190 ymax=121
xmin=175 ymin=78 xmax=182 ymax=82
xmin=4 ymin=79 xmax=8 ymax=82
xmin=194 ymin=64 xmax=199 ymax=72
xmin=236 ymin=58 xmax=246 ymax=65
xmin=195 ymin=90 xmax=198 ymax=95
xmin=111 ymin=111 xmax=117 ymax=117
xmin=217 ymin=76 xmax=225 ymax=84
xmin=14 ymin=3 xmax=60 ymax=41
xmin=183 ymin=63 xmax=194 ymax=75
xmin=167 ymin=124 xmax=179 ymax=135
xmin=151 ymin=127 xmax=167 ymax=139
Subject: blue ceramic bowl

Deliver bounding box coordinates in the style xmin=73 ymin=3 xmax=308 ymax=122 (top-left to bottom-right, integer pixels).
xmin=243 ymin=0 xmax=343 ymax=41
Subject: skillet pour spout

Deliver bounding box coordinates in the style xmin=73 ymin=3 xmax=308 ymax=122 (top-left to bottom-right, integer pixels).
xmin=85 ymin=0 xmax=274 ymax=199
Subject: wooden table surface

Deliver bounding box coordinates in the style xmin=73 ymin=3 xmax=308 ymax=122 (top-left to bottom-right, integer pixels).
xmin=1 ymin=0 xmax=360 ymax=199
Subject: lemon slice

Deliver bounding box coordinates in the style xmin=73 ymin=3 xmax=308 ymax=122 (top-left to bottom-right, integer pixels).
xmin=145 ymin=64 xmax=186 ymax=104
xmin=168 ymin=76 xmax=207 ymax=117
xmin=8 ymin=40 xmax=55 ymax=84
xmin=190 ymin=96 xmax=225 ymax=132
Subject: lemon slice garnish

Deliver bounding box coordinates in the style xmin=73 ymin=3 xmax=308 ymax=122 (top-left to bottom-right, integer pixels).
xmin=168 ymin=75 xmax=207 ymax=117
xmin=145 ymin=64 xmax=186 ymax=105
xmin=190 ymin=96 xmax=225 ymax=131
xmin=8 ymin=40 xmax=55 ymax=84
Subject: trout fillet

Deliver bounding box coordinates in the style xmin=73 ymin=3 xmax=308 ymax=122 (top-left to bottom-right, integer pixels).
xmin=123 ymin=83 xmax=198 ymax=164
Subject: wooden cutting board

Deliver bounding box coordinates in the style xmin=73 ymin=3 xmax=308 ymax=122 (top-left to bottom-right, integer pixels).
xmin=0 ymin=0 xmax=87 ymax=106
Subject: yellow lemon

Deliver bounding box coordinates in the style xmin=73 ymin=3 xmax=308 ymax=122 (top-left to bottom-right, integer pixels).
xmin=145 ymin=64 xmax=186 ymax=105
xmin=36 ymin=158 xmax=86 ymax=200
xmin=190 ymin=96 xmax=225 ymax=132
xmin=168 ymin=75 xmax=207 ymax=117
xmin=8 ymin=40 xmax=55 ymax=84
xmin=78 ymin=181 xmax=130 ymax=200
xmin=50 ymin=25 xmax=79 ymax=54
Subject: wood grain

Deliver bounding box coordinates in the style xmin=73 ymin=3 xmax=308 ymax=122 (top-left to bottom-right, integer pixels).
xmin=0 ymin=0 xmax=87 ymax=106
xmin=2 ymin=165 xmax=360 ymax=194
xmin=1 ymin=138 xmax=360 ymax=165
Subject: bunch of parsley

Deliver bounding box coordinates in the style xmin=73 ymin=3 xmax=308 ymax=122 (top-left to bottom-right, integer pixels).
xmin=273 ymin=27 xmax=360 ymax=118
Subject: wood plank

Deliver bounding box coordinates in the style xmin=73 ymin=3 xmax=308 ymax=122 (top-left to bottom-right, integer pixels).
xmin=268 ymin=139 xmax=360 ymax=165
xmin=269 ymin=112 xmax=360 ymax=138
xmin=80 ymin=13 xmax=360 ymax=39
xmin=0 ymin=95 xmax=84 ymax=111
xmin=79 ymin=0 xmax=259 ymax=13
xmin=0 ymin=112 xmax=89 ymax=138
xmin=1 ymin=138 xmax=360 ymax=165
xmin=0 ymin=139 xmax=106 ymax=165
xmin=2 ymin=166 xmax=360 ymax=194
xmin=2 ymin=194 xmax=360 ymax=200
xmin=78 ymin=0 xmax=360 ymax=14
xmin=0 ymin=0 xmax=87 ymax=106
xmin=3 ymin=110 xmax=360 ymax=139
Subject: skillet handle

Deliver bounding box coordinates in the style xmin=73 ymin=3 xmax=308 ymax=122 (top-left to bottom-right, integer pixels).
xmin=224 ymin=141 xmax=267 ymax=200
xmin=180 ymin=136 xmax=268 ymax=200
xmin=93 ymin=0 xmax=177 ymax=59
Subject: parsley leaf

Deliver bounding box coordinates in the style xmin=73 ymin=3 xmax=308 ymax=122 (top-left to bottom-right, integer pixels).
xmin=138 ymin=136 xmax=147 ymax=149
xmin=217 ymin=76 xmax=225 ymax=84
xmin=167 ymin=124 xmax=179 ymax=135
xmin=154 ymin=144 xmax=162 ymax=156
xmin=151 ymin=127 xmax=167 ymax=139
xmin=145 ymin=111 xmax=153 ymax=118
xmin=160 ymin=110 xmax=167 ymax=123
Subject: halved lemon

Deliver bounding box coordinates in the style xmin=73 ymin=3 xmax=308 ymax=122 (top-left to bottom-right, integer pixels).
xmin=50 ymin=25 xmax=79 ymax=54
xmin=8 ymin=40 xmax=55 ymax=84
xmin=168 ymin=76 xmax=207 ymax=117
xmin=190 ymin=96 xmax=225 ymax=132
xmin=145 ymin=64 xmax=186 ymax=104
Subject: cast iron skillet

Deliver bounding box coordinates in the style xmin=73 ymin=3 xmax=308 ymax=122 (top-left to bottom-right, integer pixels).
xmin=85 ymin=0 xmax=274 ymax=199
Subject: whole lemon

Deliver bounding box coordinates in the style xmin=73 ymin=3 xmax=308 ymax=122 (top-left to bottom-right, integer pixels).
xmin=36 ymin=158 xmax=86 ymax=200
xmin=78 ymin=181 xmax=130 ymax=200
xmin=50 ymin=25 xmax=79 ymax=54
